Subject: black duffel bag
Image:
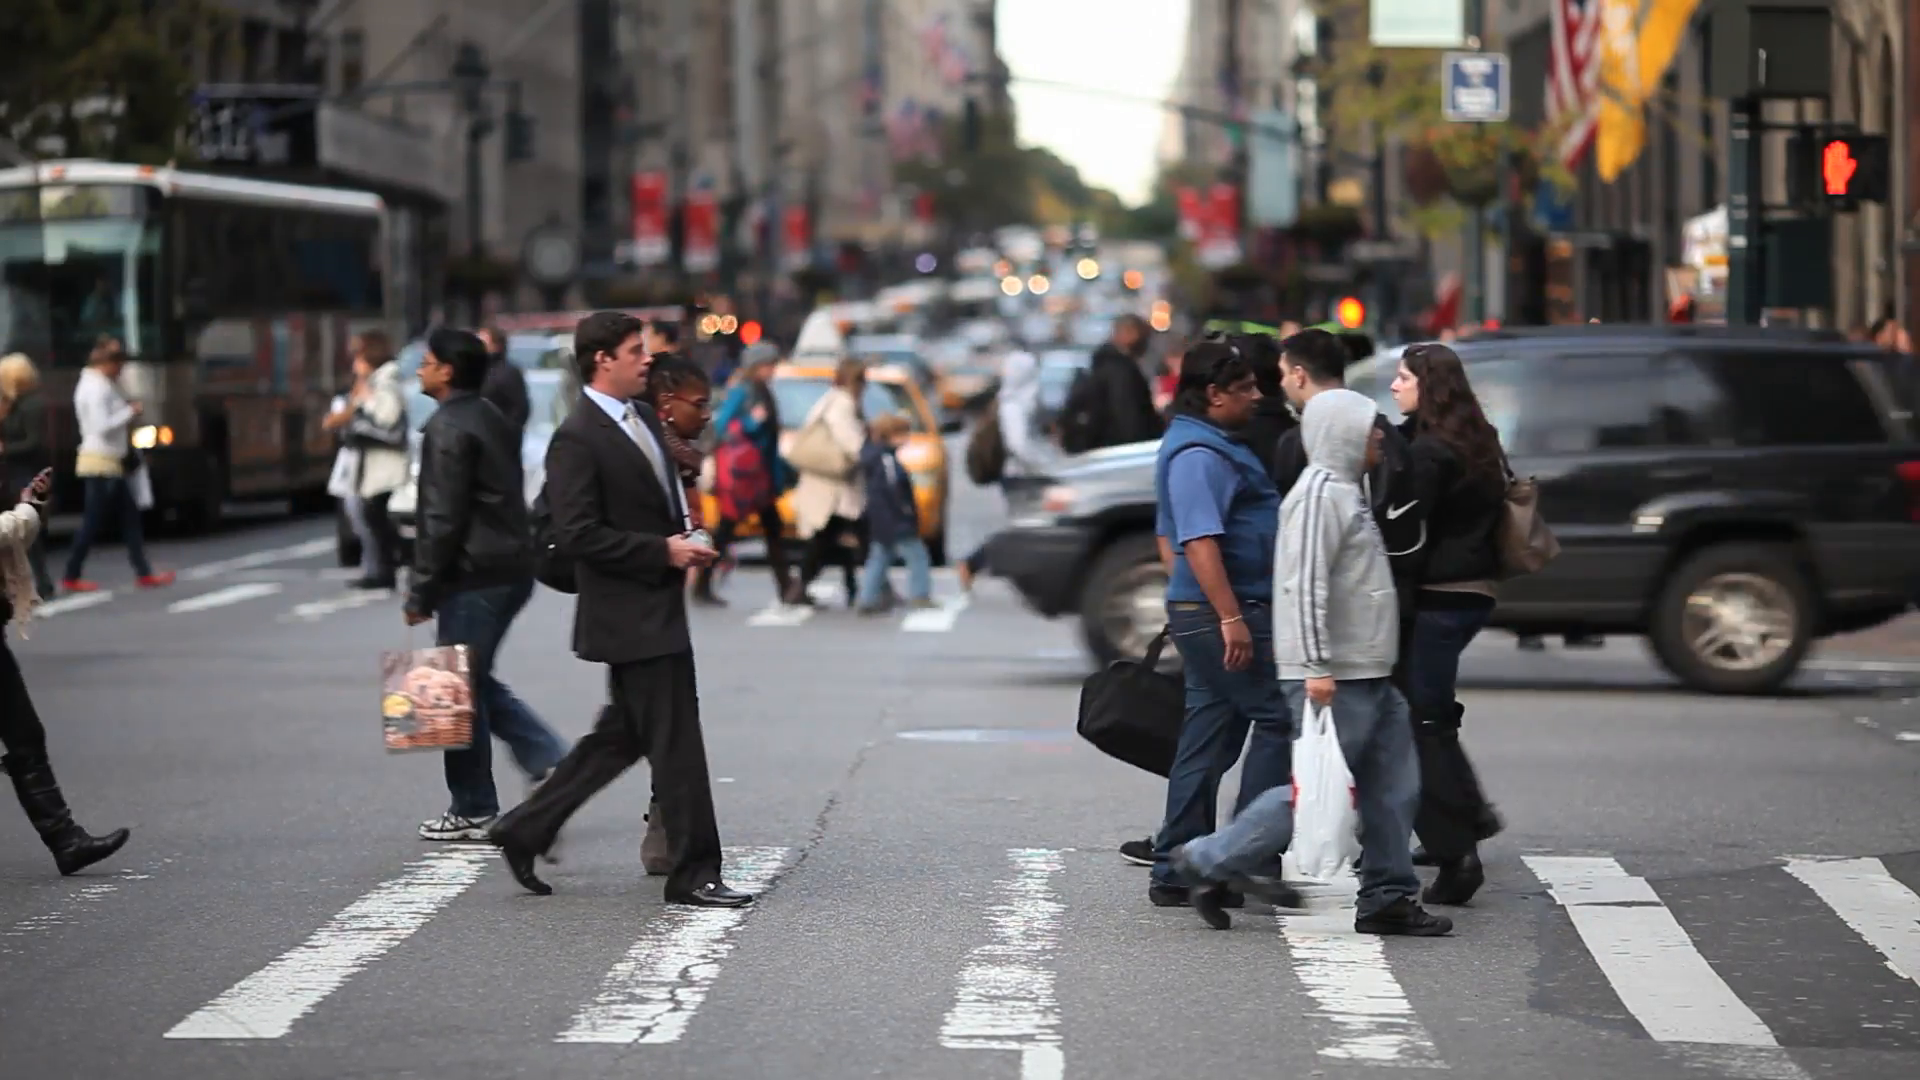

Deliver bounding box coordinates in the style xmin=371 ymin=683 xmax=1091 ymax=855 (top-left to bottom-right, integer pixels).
xmin=1076 ymin=626 xmax=1183 ymax=777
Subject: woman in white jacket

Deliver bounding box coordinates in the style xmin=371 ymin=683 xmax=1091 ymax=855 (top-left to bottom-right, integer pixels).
xmin=336 ymin=331 xmax=410 ymax=590
xmin=1 ymin=468 xmax=130 ymax=875
xmin=60 ymin=336 xmax=175 ymax=592
xmin=784 ymin=358 xmax=869 ymax=606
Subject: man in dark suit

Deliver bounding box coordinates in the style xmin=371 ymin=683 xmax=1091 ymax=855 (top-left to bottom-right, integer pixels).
xmin=489 ymin=311 xmax=752 ymax=909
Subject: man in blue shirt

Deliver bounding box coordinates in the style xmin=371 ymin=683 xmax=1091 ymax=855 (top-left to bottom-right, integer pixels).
xmin=1146 ymin=341 xmax=1298 ymax=909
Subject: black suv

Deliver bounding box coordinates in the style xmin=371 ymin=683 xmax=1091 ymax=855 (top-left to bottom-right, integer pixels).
xmin=986 ymin=327 xmax=1920 ymax=694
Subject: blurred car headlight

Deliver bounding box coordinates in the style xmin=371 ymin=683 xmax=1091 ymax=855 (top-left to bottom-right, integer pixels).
xmin=130 ymin=424 xmax=173 ymax=449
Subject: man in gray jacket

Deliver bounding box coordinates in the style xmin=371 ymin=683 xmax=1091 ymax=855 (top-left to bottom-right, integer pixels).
xmin=1172 ymin=388 xmax=1451 ymax=937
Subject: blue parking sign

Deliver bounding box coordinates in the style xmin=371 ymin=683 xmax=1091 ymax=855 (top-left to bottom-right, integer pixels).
xmin=1443 ymin=52 xmax=1510 ymax=123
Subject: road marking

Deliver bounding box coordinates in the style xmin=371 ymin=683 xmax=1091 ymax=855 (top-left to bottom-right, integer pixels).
xmin=0 ymin=868 xmax=152 ymax=952
xmin=806 ymin=578 xmax=842 ymax=604
xmin=1895 ymin=731 xmax=1920 ymax=743
xmin=179 ymin=538 xmax=334 ymax=581
xmin=166 ymin=582 xmax=284 ymax=614
xmin=939 ymin=848 xmax=1065 ymax=1080
xmin=1279 ymin=908 xmax=1446 ymax=1068
xmin=1525 ymin=856 xmax=1784 ymax=1047
xmin=902 ymin=595 xmax=971 ymax=633
xmin=746 ymin=603 xmax=815 ymax=628
xmin=556 ymin=846 xmax=790 ymax=1044
xmin=165 ymin=847 xmax=492 ymax=1040
xmin=1782 ymin=857 xmax=1920 ymax=990
xmin=1804 ymin=657 xmax=1920 ymax=674
xmin=279 ymin=590 xmax=392 ymax=623
xmin=34 ymin=591 xmax=115 ymax=619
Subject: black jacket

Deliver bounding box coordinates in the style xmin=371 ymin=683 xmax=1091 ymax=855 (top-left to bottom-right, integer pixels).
xmin=1401 ymin=418 xmax=1505 ymax=587
xmin=481 ymin=356 xmax=531 ymax=434
xmin=544 ymin=396 xmax=691 ymax=664
xmin=1239 ymin=395 xmax=1296 ymax=476
xmin=0 ymin=389 xmax=50 ymax=473
xmin=406 ymin=392 xmax=533 ymax=618
xmin=1059 ymin=344 xmax=1162 ymax=453
xmin=1274 ymin=412 xmax=1430 ymax=597
xmin=859 ymin=442 xmax=919 ymax=545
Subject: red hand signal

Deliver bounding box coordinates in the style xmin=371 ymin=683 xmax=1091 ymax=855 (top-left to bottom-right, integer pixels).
xmin=1823 ymin=140 xmax=1859 ymax=196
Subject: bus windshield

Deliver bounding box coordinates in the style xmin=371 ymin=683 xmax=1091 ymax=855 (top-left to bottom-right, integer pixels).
xmin=0 ymin=216 xmax=161 ymax=367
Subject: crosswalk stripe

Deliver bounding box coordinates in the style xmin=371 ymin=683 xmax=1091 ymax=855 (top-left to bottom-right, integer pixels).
xmin=0 ymin=867 xmax=152 ymax=952
xmin=1280 ymin=907 xmax=1447 ymax=1068
xmin=167 ymin=582 xmax=284 ymax=614
xmin=179 ymin=538 xmax=335 ymax=581
xmin=901 ymin=595 xmax=970 ymax=632
xmin=164 ymin=847 xmax=493 ymax=1040
xmin=745 ymin=603 xmax=815 ymax=628
xmin=34 ymin=591 xmax=114 ymax=618
xmin=1524 ymin=856 xmax=1784 ymax=1047
xmin=1782 ymin=856 xmax=1920 ymax=990
xmin=555 ymin=846 xmax=792 ymax=1045
xmin=939 ymin=848 xmax=1066 ymax=1080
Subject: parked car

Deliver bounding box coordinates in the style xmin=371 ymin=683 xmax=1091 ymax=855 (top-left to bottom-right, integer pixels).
xmin=987 ymin=327 xmax=1920 ymax=694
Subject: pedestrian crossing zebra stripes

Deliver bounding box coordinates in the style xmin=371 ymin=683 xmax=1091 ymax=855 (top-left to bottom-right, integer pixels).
xmin=3 ymin=845 xmax=1918 ymax=1074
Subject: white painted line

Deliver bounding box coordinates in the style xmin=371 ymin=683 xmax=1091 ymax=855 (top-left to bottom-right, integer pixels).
xmin=1783 ymin=857 xmax=1920 ymax=990
xmin=746 ymin=603 xmax=815 ymax=628
xmin=805 ymin=578 xmax=841 ymax=604
xmin=165 ymin=847 xmax=492 ymax=1040
xmin=1279 ymin=909 xmax=1446 ymax=1067
xmin=1895 ymin=732 xmax=1920 ymax=743
xmin=166 ymin=582 xmax=284 ymax=614
xmin=939 ymin=848 xmax=1065 ymax=1080
xmin=0 ymin=868 xmax=152 ymax=952
xmin=278 ymin=590 xmax=391 ymax=623
xmin=33 ymin=591 xmax=115 ymax=619
xmin=179 ymin=538 xmax=334 ymax=581
xmin=902 ymin=594 xmax=971 ymax=633
xmin=1525 ymin=856 xmax=1784 ymax=1048
xmin=556 ymin=846 xmax=790 ymax=1044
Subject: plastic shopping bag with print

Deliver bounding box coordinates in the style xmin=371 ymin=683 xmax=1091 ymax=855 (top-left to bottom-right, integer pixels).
xmin=1283 ymin=701 xmax=1360 ymax=884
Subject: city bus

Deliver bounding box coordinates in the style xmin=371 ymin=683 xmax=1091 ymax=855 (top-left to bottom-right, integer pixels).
xmin=0 ymin=160 xmax=400 ymax=529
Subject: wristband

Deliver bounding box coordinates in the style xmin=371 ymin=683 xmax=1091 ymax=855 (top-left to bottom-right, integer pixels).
xmin=1220 ymin=614 xmax=1244 ymax=627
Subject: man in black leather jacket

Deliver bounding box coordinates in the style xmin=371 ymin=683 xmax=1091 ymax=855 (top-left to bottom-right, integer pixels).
xmin=405 ymin=327 xmax=567 ymax=843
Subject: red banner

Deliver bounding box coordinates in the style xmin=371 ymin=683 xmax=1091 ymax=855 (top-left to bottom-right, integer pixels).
xmin=683 ymin=190 xmax=719 ymax=274
xmin=629 ymin=172 xmax=669 ymax=266
xmin=782 ymin=205 xmax=810 ymax=271
xmin=914 ymin=192 xmax=937 ymax=224
xmin=1175 ymin=187 xmax=1202 ymax=241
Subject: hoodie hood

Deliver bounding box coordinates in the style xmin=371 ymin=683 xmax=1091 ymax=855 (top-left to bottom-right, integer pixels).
xmin=1300 ymin=387 xmax=1377 ymax=483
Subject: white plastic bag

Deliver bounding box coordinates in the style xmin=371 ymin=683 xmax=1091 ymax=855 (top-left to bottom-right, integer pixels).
xmin=127 ymin=463 xmax=155 ymax=511
xmin=328 ymin=448 xmax=361 ymax=500
xmin=1284 ymin=701 xmax=1361 ymax=884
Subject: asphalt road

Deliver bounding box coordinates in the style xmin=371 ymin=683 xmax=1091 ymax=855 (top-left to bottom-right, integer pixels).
xmin=3 ymin=472 xmax=1919 ymax=1080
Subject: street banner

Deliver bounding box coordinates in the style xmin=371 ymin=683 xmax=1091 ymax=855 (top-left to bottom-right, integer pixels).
xmin=1198 ymin=183 xmax=1242 ymax=269
xmin=783 ymin=205 xmax=811 ymax=272
xmin=1175 ymin=187 xmax=1203 ymax=242
xmin=629 ymin=172 xmax=669 ymax=266
xmin=684 ymin=189 xmax=719 ymax=274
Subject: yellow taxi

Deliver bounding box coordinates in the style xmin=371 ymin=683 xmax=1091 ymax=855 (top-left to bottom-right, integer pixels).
xmin=700 ymin=363 xmax=952 ymax=563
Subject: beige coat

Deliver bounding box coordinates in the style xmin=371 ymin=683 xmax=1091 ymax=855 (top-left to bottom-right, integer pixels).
xmin=1 ymin=500 xmax=42 ymax=633
xmin=353 ymin=360 xmax=411 ymax=498
xmin=789 ymin=386 xmax=867 ymax=538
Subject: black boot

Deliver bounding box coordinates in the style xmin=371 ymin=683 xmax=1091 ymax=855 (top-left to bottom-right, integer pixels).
xmin=3 ymin=753 xmax=129 ymax=876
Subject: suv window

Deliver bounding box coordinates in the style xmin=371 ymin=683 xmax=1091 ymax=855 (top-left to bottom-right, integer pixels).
xmin=1688 ymin=351 xmax=1887 ymax=445
xmin=1507 ymin=353 xmax=1660 ymax=455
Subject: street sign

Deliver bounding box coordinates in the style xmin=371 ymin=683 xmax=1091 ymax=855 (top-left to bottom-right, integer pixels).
xmin=1442 ymin=52 xmax=1510 ymax=123
xmin=1370 ymin=0 xmax=1465 ymax=48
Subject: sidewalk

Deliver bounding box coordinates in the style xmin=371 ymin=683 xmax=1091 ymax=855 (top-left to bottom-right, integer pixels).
xmin=1816 ymin=611 xmax=1920 ymax=663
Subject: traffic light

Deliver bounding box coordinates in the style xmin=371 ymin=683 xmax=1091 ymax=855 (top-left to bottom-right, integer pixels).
xmin=1790 ymin=127 xmax=1889 ymax=209
xmin=1335 ymin=296 xmax=1366 ymax=329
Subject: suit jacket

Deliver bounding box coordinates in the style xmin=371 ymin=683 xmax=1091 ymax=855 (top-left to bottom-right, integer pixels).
xmin=545 ymin=395 xmax=691 ymax=664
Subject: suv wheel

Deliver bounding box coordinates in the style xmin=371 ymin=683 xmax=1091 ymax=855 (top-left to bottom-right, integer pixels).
xmin=1648 ymin=542 xmax=1813 ymax=694
xmin=1078 ymin=533 xmax=1176 ymax=671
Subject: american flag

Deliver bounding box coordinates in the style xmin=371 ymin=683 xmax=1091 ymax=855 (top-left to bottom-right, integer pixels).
xmin=1547 ymin=0 xmax=1602 ymax=169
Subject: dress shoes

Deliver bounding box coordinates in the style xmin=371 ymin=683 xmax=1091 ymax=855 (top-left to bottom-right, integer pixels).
xmin=666 ymin=882 xmax=755 ymax=908
xmin=490 ymin=830 xmax=553 ymax=896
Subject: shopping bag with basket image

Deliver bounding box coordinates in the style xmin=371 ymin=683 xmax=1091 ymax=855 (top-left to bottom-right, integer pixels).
xmin=378 ymin=644 xmax=475 ymax=752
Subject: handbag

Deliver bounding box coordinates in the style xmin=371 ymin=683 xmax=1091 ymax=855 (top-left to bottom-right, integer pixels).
xmin=378 ymin=642 xmax=475 ymax=752
xmin=1075 ymin=626 xmax=1183 ymax=777
xmin=1495 ymin=454 xmax=1561 ymax=579
xmin=785 ymin=412 xmax=854 ymax=478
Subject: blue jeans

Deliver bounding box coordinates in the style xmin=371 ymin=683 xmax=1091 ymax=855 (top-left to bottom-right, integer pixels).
xmin=856 ymin=536 xmax=932 ymax=607
xmin=435 ymin=578 xmax=568 ymax=818
xmin=1182 ymin=678 xmax=1422 ymax=917
xmin=1151 ymin=600 xmax=1294 ymax=887
xmin=63 ymin=476 xmax=150 ymax=580
xmin=1404 ymin=598 xmax=1497 ymax=859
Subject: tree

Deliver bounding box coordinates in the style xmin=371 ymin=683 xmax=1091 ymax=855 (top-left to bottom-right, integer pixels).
xmin=0 ymin=0 xmax=218 ymax=165
xmin=893 ymin=109 xmax=1135 ymax=234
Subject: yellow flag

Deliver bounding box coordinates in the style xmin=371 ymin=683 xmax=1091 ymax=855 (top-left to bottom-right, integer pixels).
xmin=1596 ymin=0 xmax=1701 ymax=183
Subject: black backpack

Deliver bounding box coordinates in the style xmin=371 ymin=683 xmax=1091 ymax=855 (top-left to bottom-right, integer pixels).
xmin=529 ymin=487 xmax=578 ymax=594
xmin=964 ymin=405 xmax=1008 ymax=486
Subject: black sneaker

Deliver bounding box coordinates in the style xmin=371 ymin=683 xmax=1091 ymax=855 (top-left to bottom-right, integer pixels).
xmin=1422 ymin=852 xmax=1485 ymax=907
xmin=1118 ymin=838 xmax=1154 ymax=866
xmin=1355 ymin=897 xmax=1453 ymax=936
xmin=1148 ymin=882 xmax=1245 ymax=909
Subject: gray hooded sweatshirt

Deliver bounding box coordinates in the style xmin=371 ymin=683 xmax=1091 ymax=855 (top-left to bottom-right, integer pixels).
xmin=1275 ymin=388 xmax=1400 ymax=682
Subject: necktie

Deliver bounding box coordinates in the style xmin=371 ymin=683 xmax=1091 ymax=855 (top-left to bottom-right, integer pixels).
xmin=623 ymin=405 xmax=685 ymax=525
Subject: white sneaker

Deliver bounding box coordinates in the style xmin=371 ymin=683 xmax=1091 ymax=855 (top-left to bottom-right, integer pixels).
xmin=418 ymin=812 xmax=496 ymax=842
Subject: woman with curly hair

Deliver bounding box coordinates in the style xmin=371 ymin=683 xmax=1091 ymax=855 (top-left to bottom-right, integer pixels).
xmin=1389 ymin=343 xmax=1508 ymax=907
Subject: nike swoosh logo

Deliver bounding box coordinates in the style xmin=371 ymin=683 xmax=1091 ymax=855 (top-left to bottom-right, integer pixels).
xmin=1386 ymin=501 xmax=1418 ymax=520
